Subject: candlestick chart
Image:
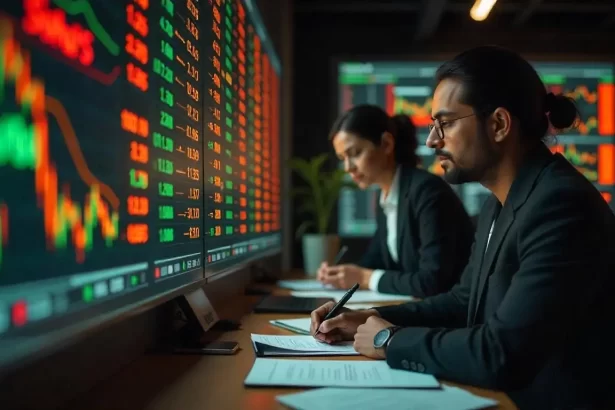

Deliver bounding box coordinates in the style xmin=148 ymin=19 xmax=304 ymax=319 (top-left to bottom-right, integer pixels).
xmin=550 ymin=144 xmax=599 ymax=182
xmin=543 ymin=77 xmax=614 ymax=136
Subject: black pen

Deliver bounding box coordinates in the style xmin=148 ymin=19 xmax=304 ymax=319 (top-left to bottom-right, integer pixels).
xmin=331 ymin=245 xmax=348 ymax=265
xmin=314 ymin=282 xmax=359 ymax=336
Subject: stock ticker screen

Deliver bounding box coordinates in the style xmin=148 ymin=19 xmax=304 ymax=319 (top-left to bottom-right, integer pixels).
xmin=0 ymin=0 xmax=281 ymax=357
xmin=337 ymin=61 xmax=615 ymax=235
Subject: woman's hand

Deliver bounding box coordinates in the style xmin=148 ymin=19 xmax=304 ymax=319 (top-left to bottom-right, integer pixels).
xmin=320 ymin=264 xmax=372 ymax=289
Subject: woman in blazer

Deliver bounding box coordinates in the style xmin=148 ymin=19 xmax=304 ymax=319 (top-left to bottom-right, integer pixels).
xmin=317 ymin=104 xmax=474 ymax=298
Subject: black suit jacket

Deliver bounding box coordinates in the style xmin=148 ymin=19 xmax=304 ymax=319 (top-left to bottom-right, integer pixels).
xmin=375 ymin=145 xmax=615 ymax=409
xmin=359 ymin=165 xmax=474 ymax=298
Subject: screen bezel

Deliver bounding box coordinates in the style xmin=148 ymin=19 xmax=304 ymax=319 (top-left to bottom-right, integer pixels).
xmin=0 ymin=272 xmax=205 ymax=376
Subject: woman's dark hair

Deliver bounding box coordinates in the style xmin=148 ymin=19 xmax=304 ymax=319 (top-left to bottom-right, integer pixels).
xmin=435 ymin=45 xmax=579 ymax=141
xmin=329 ymin=104 xmax=419 ymax=166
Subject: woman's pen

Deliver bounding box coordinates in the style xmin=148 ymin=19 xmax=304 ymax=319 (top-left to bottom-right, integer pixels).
xmin=332 ymin=245 xmax=348 ymax=265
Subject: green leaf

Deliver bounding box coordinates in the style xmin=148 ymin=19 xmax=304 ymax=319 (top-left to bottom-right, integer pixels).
xmin=288 ymin=158 xmax=314 ymax=185
xmin=289 ymin=153 xmax=350 ymax=235
xmin=295 ymin=220 xmax=314 ymax=240
xmin=309 ymin=153 xmax=329 ymax=174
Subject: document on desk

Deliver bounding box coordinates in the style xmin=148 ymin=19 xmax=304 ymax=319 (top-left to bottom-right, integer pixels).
xmin=251 ymin=334 xmax=358 ymax=356
xmin=290 ymin=290 xmax=415 ymax=303
xmin=277 ymin=279 xmax=333 ymax=291
xmin=276 ymin=386 xmax=498 ymax=410
xmin=269 ymin=318 xmax=312 ymax=335
xmin=244 ymin=358 xmax=440 ymax=388
xmin=346 ymin=303 xmax=377 ymax=310
xmin=269 ymin=307 xmax=377 ymax=335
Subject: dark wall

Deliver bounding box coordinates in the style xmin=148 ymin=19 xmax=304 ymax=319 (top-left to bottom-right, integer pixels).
xmin=291 ymin=11 xmax=615 ymax=268
xmin=253 ymin=0 xmax=284 ymax=58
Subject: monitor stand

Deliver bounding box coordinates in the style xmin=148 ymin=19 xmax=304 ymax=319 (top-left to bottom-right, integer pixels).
xmin=164 ymin=287 xmax=241 ymax=354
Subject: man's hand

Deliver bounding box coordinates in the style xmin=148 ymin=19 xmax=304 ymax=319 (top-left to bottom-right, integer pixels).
xmin=310 ymin=301 xmax=380 ymax=344
xmin=320 ymin=264 xmax=372 ymax=289
xmin=354 ymin=316 xmax=394 ymax=359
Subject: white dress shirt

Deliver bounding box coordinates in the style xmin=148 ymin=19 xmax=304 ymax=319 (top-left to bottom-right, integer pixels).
xmin=368 ymin=166 xmax=401 ymax=291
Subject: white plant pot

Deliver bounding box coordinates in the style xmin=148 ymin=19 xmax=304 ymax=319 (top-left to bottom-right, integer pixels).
xmin=301 ymin=234 xmax=340 ymax=277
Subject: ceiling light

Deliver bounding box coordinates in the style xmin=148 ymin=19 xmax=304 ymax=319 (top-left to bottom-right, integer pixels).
xmin=470 ymin=0 xmax=498 ymax=21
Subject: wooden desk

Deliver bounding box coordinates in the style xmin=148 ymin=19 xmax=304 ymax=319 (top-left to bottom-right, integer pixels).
xmin=68 ymin=284 xmax=518 ymax=410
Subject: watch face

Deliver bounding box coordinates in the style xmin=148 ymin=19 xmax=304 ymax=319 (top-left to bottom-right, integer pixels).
xmin=373 ymin=328 xmax=391 ymax=349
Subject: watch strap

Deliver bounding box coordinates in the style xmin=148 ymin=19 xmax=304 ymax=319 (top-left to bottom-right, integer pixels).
xmin=384 ymin=326 xmax=402 ymax=349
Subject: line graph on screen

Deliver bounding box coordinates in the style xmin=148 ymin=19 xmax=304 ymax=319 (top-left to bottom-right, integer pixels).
xmin=545 ymin=80 xmax=614 ymax=136
xmin=0 ymin=22 xmax=120 ymax=266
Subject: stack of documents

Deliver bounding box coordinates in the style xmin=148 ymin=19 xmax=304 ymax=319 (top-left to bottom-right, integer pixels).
xmin=244 ymin=358 xmax=440 ymax=388
xmin=277 ymin=386 xmax=499 ymax=410
xmin=291 ymin=290 xmax=415 ymax=303
xmin=277 ymin=279 xmax=333 ymax=291
xmin=251 ymin=334 xmax=358 ymax=357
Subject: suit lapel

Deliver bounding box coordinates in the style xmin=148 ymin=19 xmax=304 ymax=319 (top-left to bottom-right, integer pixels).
xmin=466 ymin=197 xmax=498 ymax=326
xmin=471 ymin=202 xmax=514 ymax=324
xmin=468 ymin=143 xmax=556 ymax=325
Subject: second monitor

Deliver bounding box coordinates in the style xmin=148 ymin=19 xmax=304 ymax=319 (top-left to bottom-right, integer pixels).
xmin=337 ymin=60 xmax=615 ymax=235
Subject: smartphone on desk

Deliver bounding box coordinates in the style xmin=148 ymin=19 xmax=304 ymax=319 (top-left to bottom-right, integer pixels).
xmin=173 ymin=341 xmax=239 ymax=355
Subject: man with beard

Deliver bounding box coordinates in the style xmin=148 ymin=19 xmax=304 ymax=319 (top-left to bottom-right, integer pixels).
xmin=309 ymin=46 xmax=615 ymax=409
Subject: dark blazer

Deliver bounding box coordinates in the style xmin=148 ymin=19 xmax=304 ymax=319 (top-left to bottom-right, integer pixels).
xmin=359 ymin=165 xmax=474 ymax=298
xmin=375 ymin=145 xmax=615 ymax=409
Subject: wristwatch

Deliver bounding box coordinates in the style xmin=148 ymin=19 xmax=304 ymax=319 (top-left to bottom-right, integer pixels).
xmin=373 ymin=326 xmax=402 ymax=350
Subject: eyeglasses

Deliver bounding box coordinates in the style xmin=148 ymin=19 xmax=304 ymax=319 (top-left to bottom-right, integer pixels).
xmin=428 ymin=113 xmax=476 ymax=140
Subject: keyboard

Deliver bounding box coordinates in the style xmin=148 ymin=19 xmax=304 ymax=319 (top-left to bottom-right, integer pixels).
xmin=253 ymin=295 xmax=334 ymax=314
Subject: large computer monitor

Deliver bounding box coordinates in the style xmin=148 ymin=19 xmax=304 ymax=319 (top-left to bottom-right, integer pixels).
xmin=0 ymin=0 xmax=282 ymax=371
xmin=336 ymin=61 xmax=615 ymax=235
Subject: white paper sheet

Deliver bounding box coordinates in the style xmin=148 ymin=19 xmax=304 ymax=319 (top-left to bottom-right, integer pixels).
xmin=244 ymin=358 xmax=440 ymax=388
xmin=290 ymin=290 xmax=414 ymax=303
xmin=251 ymin=334 xmax=358 ymax=356
xmin=277 ymin=386 xmax=498 ymax=410
xmin=346 ymin=303 xmax=377 ymax=310
xmin=269 ymin=318 xmax=312 ymax=335
xmin=277 ymin=279 xmax=333 ymax=291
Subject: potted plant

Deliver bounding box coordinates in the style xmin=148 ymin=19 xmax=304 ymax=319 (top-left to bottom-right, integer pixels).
xmin=289 ymin=153 xmax=355 ymax=276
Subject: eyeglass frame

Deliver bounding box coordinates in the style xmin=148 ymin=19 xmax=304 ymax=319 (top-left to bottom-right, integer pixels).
xmin=428 ymin=113 xmax=477 ymax=140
